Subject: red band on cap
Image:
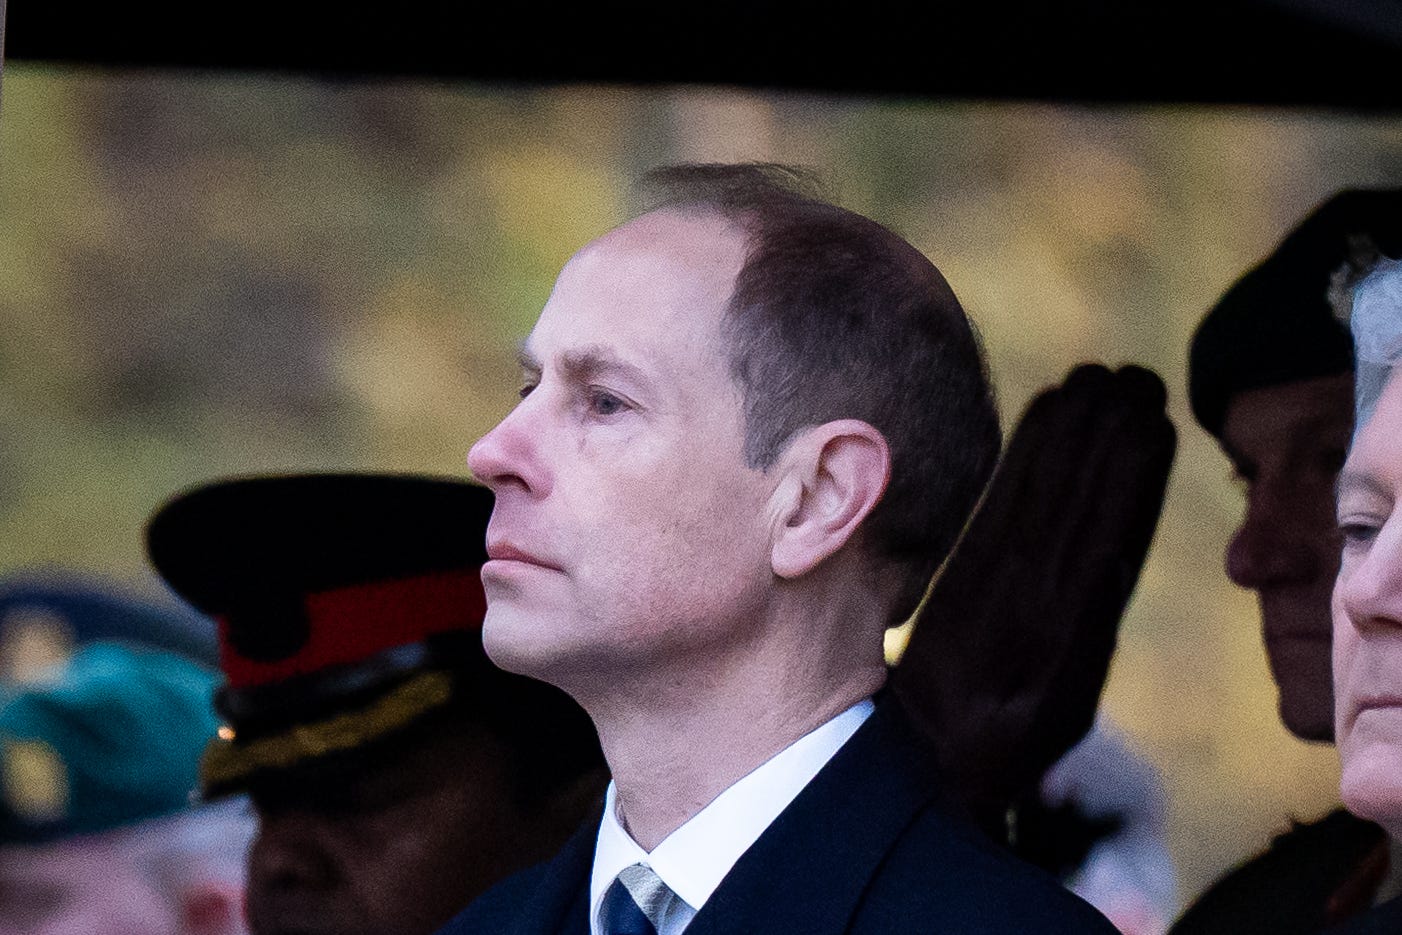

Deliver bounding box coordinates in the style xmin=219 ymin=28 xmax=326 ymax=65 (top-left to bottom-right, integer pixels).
xmin=218 ymin=568 xmax=486 ymax=688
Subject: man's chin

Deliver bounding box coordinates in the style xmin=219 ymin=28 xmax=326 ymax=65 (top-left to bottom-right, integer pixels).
xmin=481 ymin=607 xmax=569 ymax=679
xmin=1341 ymin=740 xmax=1402 ymax=839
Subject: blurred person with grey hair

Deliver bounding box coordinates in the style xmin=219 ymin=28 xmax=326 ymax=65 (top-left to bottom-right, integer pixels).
xmin=1324 ymin=258 xmax=1402 ymax=933
xmin=1171 ymin=191 xmax=1402 ymax=935
xmin=0 ymin=640 xmax=253 ymax=935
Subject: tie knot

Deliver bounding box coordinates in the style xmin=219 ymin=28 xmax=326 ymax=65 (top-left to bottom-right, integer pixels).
xmin=602 ymin=863 xmax=675 ymax=935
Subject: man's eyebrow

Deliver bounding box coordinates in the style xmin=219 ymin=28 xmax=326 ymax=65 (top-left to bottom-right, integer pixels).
xmin=557 ymin=345 xmax=653 ymax=388
xmin=1336 ymin=470 xmax=1392 ymax=503
xmin=514 ymin=342 xmax=658 ymax=397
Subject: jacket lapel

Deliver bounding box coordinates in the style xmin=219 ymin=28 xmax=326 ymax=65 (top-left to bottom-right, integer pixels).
xmin=684 ymin=696 xmax=947 ymax=935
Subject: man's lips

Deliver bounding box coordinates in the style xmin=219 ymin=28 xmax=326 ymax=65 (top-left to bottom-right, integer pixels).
xmin=485 ymin=542 xmax=561 ymax=570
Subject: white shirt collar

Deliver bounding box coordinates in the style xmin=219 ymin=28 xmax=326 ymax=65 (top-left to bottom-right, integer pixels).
xmin=589 ymin=698 xmax=874 ymax=935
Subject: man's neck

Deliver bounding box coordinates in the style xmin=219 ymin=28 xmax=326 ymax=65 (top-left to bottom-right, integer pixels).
xmin=589 ymin=659 xmax=886 ymax=851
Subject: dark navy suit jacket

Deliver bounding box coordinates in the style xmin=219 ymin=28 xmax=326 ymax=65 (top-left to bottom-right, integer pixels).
xmin=438 ymin=697 xmax=1118 ymax=934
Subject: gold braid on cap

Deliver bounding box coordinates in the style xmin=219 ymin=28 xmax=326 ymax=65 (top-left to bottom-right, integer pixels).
xmin=201 ymin=670 xmax=453 ymax=794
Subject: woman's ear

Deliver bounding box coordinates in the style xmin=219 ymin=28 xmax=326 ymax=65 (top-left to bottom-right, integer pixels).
xmin=770 ymin=420 xmax=890 ymax=579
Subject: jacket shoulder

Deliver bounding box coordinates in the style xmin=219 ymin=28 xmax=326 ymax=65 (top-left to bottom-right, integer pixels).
xmin=855 ymin=804 xmax=1120 ymax=933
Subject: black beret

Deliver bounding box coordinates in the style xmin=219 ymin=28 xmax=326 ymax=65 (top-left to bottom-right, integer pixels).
xmin=1189 ymin=189 xmax=1402 ymax=437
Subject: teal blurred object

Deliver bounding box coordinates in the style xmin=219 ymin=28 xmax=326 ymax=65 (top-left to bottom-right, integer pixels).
xmin=0 ymin=641 xmax=220 ymax=844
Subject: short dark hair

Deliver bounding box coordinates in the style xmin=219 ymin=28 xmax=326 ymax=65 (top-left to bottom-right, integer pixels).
xmin=642 ymin=164 xmax=1001 ymax=620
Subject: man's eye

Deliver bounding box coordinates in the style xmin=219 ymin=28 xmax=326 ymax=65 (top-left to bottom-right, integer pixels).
xmin=519 ymin=382 xmax=537 ymax=400
xmin=1339 ymin=521 xmax=1381 ymax=547
xmin=589 ymin=390 xmax=626 ymax=416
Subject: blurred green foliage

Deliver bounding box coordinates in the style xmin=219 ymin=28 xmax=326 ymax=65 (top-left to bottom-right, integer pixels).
xmin=3 ymin=65 xmax=1402 ymax=905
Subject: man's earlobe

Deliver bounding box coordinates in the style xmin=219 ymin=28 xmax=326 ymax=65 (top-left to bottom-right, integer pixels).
xmin=771 ymin=421 xmax=890 ymax=579
xmin=180 ymin=878 xmax=245 ymax=935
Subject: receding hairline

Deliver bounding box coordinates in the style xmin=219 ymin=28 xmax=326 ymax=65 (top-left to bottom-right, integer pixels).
xmin=635 ymin=197 xmax=958 ymax=327
xmin=637 ymin=162 xmax=829 ymax=215
xmin=559 ymin=207 xmax=752 ymax=289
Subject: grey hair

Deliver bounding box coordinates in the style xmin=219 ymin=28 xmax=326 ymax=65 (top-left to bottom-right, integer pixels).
xmin=1333 ymin=256 xmax=1402 ymax=428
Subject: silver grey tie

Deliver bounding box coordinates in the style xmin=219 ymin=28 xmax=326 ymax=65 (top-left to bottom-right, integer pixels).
xmin=602 ymin=862 xmax=676 ymax=935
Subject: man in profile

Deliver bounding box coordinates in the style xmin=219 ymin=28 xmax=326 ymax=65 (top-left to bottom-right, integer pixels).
xmin=1189 ymin=190 xmax=1402 ymax=746
xmin=447 ymin=164 xmax=1116 ymax=934
xmin=1172 ymin=190 xmax=1402 ymax=933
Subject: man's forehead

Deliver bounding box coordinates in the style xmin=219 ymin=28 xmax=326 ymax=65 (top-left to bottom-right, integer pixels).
xmin=560 ymin=210 xmax=746 ymax=301
xmin=525 ymin=210 xmax=748 ymax=364
xmin=1348 ymin=370 xmax=1402 ymax=471
xmin=588 ymin=208 xmax=746 ymax=259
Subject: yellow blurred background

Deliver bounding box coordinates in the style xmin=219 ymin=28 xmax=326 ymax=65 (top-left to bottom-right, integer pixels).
xmin=4 ymin=65 xmax=1400 ymax=907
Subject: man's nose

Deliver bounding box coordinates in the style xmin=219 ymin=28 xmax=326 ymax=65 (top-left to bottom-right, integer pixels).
xmin=1225 ymin=490 xmax=1320 ymax=589
xmin=467 ymin=401 xmax=550 ymax=497
xmin=247 ymin=813 xmax=338 ymax=895
xmin=1338 ymin=527 xmax=1402 ymax=633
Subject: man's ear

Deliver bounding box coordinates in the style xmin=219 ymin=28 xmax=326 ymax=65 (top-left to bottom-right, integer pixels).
xmin=179 ymin=877 xmax=246 ymax=935
xmin=770 ymin=420 xmax=890 ymax=579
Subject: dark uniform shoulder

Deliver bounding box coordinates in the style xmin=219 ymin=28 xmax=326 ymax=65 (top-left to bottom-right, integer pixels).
xmin=858 ymin=798 xmax=1120 ymax=933
xmin=1172 ymin=808 xmax=1388 ymax=934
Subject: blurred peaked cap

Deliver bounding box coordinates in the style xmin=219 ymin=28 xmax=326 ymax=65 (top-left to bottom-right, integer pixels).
xmin=145 ymin=473 xmax=493 ymax=693
xmin=1190 ymin=188 xmax=1402 ymax=437
xmin=144 ymin=473 xmax=498 ymax=794
xmin=147 ymin=473 xmax=491 ymax=613
xmin=0 ymin=573 xmax=218 ymax=673
xmin=0 ymin=641 xmax=220 ymax=845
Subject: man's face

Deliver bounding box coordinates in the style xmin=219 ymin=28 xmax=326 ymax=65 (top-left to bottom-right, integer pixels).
xmin=467 ymin=211 xmax=777 ymax=688
xmin=1219 ymin=373 xmax=1354 ymax=741
xmin=244 ymin=723 xmax=547 ymax=935
xmin=1333 ymin=369 xmax=1402 ymax=839
xmin=0 ymin=835 xmax=179 ymax=935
